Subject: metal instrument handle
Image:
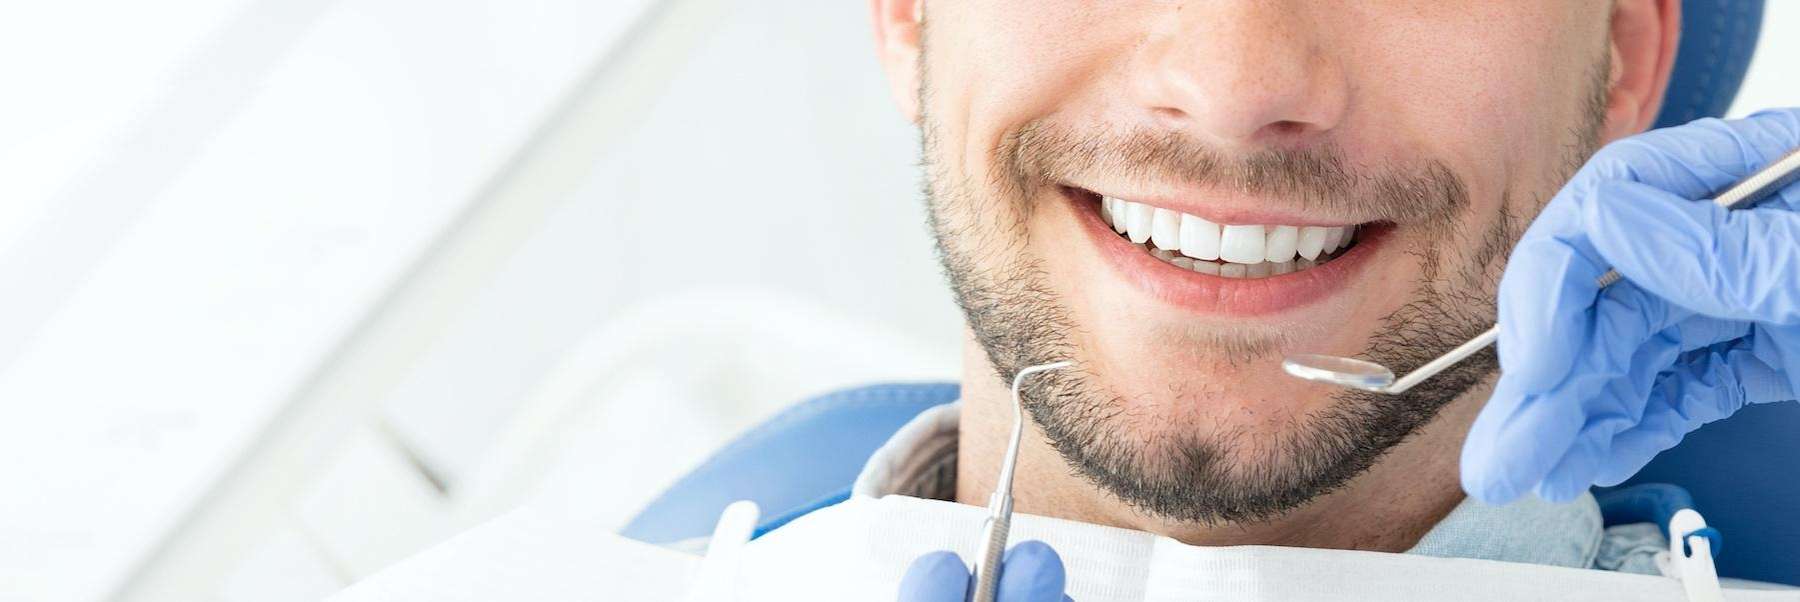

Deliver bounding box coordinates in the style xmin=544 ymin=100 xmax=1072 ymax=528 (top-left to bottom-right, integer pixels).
xmin=971 ymin=513 xmax=1011 ymax=602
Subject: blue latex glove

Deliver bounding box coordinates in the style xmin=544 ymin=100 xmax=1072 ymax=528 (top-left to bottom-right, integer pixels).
xmin=1462 ymin=108 xmax=1800 ymax=505
xmin=897 ymin=540 xmax=1071 ymax=602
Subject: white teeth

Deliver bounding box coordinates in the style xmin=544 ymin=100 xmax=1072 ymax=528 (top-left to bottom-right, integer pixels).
xmin=1178 ymin=213 xmax=1221 ymax=261
xmin=1102 ymin=196 xmax=1362 ymax=279
xmin=1265 ymin=225 xmax=1298 ymax=263
xmin=1219 ymin=224 xmax=1266 ymax=264
xmin=1126 ymin=202 xmax=1155 ymax=244
xmin=1151 ymin=208 xmax=1181 ymax=251
xmin=1322 ymin=225 xmax=1345 ymax=251
xmin=1297 ymin=226 xmax=1328 ymax=260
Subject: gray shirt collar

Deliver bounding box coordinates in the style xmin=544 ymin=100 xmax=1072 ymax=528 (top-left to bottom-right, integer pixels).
xmin=852 ymin=402 xmax=1602 ymax=569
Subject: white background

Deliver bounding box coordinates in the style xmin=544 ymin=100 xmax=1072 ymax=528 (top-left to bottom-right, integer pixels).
xmin=0 ymin=1 xmax=1794 ymax=600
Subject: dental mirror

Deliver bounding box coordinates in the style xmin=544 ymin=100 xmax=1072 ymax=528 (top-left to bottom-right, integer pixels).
xmin=1281 ymin=354 xmax=1396 ymax=392
xmin=1282 ymin=326 xmax=1497 ymax=395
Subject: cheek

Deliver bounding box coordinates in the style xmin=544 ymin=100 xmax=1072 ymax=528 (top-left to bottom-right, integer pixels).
xmin=928 ymin=2 xmax=1145 ymax=168
xmin=1335 ymin=6 xmax=1599 ymax=278
xmin=1344 ymin=3 xmax=1599 ymax=185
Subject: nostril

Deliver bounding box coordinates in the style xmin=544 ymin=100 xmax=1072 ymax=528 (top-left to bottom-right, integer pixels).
xmin=1263 ymin=120 xmax=1316 ymax=138
xmin=1151 ymin=106 xmax=1189 ymax=124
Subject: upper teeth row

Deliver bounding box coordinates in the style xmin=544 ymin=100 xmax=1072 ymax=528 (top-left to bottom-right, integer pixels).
xmin=1102 ymin=196 xmax=1356 ymax=264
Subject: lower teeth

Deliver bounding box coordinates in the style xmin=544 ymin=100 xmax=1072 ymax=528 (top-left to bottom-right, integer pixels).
xmin=1143 ymin=242 xmax=1344 ymax=278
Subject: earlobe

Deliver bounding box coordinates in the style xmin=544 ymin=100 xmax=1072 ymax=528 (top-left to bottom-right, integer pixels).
xmin=870 ymin=0 xmax=924 ymax=123
xmin=1600 ymin=0 xmax=1681 ymax=141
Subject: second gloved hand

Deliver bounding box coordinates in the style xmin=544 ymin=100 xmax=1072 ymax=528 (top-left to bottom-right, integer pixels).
xmin=1462 ymin=108 xmax=1800 ymax=505
xmin=897 ymin=540 xmax=1070 ymax=602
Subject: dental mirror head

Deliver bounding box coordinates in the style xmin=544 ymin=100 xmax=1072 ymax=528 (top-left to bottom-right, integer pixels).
xmin=1282 ymin=354 xmax=1396 ymax=392
xmin=1283 ymin=326 xmax=1501 ymax=396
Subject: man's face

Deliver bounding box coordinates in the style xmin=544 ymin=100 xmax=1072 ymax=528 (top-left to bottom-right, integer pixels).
xmin=916 ymin=2 xmax=1611 ymax=523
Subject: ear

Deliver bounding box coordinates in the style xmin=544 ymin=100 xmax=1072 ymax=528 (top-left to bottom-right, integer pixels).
xmin=1600 ymin=0 xmax=1681 ymax=141
xmin=870 ymin=0 xmax=925 ymax=123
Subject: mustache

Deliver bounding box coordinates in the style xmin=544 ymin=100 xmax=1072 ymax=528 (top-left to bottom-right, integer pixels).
xmin=998 ymin=121 xmax=1469 ymax=227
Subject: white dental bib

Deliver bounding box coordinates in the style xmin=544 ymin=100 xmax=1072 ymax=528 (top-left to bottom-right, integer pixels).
xmin=734 ymin=494 xmax=1795 ymax=601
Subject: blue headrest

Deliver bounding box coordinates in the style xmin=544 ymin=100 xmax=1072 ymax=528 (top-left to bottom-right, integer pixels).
xmin=618 ymin=383 xmax=959 ymax=545
xmin=1653 ymin=0 xmax=1764 ymax=128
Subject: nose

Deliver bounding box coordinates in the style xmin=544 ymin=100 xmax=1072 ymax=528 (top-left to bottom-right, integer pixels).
xmin=1130 ymin=2 xmax=1349 ymax=149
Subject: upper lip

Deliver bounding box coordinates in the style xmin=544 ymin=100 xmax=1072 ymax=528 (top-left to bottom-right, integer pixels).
xmin=1064 ymin=183 xmax=1369 ymax=228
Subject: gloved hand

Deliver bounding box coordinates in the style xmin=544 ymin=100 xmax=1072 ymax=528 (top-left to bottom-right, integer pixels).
xmin=1462 ymin=108 xmax=1800 ymax=505
xmin=896 ymin=540 xmax=1070 ymax=602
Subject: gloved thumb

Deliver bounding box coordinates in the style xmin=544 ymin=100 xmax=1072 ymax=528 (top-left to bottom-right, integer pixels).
xmin=998 ymin=541 xmax=1067 ymax=602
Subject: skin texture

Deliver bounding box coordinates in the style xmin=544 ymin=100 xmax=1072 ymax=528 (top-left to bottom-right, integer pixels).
xmin=870 ymin=0 xmax=1681 ymax=551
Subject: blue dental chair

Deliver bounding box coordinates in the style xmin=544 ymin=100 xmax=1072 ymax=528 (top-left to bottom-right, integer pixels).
xmin=624 ymin=0 xmax=1795 ymax=586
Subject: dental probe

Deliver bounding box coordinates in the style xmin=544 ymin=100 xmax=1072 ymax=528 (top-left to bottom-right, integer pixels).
xmin=972 ymin=360 xmax=1073 ymax=602
xmin=1283 ymin=146 xmax=1800 ymax=395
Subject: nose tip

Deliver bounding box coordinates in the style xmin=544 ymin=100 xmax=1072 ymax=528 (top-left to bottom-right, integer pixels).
xmin=1132 ymin=9 xmax=1348 ymax=149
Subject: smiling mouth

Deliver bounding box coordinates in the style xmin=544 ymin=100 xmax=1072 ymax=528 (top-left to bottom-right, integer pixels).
xmin=1069 ymin=188 xmax=1366 ymax=278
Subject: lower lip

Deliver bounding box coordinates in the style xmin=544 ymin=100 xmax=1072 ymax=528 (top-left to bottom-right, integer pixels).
xmin=1068 ymin=189 xmax=1384 ymax=317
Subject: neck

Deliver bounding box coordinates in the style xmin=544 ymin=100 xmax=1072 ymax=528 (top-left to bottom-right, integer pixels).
xmin=952 ymin=343 xmax=1485 ymax=552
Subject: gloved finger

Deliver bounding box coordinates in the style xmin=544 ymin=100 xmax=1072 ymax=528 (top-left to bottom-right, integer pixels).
xmin=1516 ymin=401 xmax=1604 ymax=504
xmin=1591 ymin=345 xmax=1755 ymax=486
xmin=1583 ymin=179 xmax=1800 ymax=325
xmin=1530 ymin=348 xmax=1708 ymax=499
xmin=1581 ymin=109 xmax=1800 ymax=202
xmin=997 ymin=541 xmax=1067 ymax=602
xmin=1463 ymin=378 xmax=1582 ymax=504
xmin=1526 ymin=329 xmax=1688 ymax=503
xmin=1467 ymin=282 xmax=1684 ymax=503
xmin=1546 ymin=341 xmax=1768 ymax=496
xmin=896 ymin=551 xmax=969 ymax=602
xmin=1526 ymin=322 xmax=1797 ymax=499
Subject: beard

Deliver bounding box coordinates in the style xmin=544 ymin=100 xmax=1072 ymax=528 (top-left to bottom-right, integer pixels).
xmin=921 ymin=59 xmax=1609 ymax=525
